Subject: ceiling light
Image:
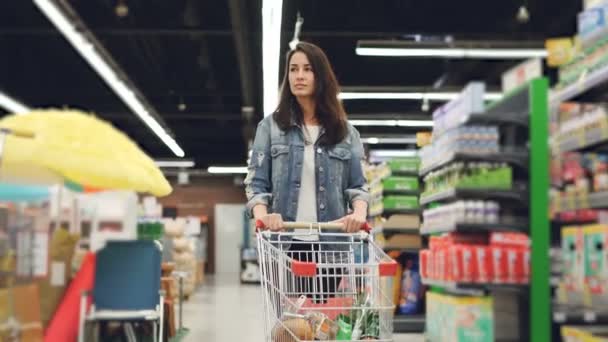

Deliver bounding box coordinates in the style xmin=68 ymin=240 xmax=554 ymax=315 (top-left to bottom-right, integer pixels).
xmin=356 ymin=47 xmax=547 ymax=59
xmin=289 ymin=12 xmax=304 ymax=51
xmin=339 ymin=92 xmax=502 ymax=101
xmin=369 ymin=150 xmax=419 ymax=158
xmin=155 ymin=160 xmax=195 ymax=168
xmin=208 ymin=166 xmax=249 ymax=174
xmin=34 ymin=0 xmax=185 ymax=157
xmin=361 ymin=137 xmax=417 ymax=144
xmin=0 ymin=91 xmax=30 ymax=115
xmin=349 ymin=119 xmax=433 ymax=127
xmin=262 ymin=0 xmax=283 ymax=116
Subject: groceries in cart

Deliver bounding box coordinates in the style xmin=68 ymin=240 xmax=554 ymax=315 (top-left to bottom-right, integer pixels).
xmin=258 ymin=221 xmax=397 ymax=341
xmin=271 ymin=292 xmax=383 ymax=341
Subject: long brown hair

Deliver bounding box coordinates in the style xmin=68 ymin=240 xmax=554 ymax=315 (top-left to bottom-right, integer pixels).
xmin=273 ymin=42 xmax=348 ymax=146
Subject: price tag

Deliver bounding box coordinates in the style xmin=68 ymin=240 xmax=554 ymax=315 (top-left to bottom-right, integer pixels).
xmin=584 ymin=311 xmax=597 ymax=322
xmin=554 ymin=311 xmax=566 ymax=322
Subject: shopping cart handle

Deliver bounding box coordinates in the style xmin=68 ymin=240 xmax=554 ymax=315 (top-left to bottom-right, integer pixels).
xmin=255 ymin=220 xmax=371 ymax=233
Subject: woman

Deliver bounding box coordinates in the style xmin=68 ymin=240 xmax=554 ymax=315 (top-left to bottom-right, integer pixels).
xmin=245 ymin=41 xmax=369 ymax=233
xmin=244 ymin=42 xmax=369 ymax=300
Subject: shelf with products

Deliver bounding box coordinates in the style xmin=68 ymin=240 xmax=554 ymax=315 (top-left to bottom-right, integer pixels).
xmin=553 ymin=304 xmax=608 ymax=324
xmin=393 ymin=314 xmax=425 ymax=333
xmin=550 ymin=43 xmax=608 ymax=106
xmin=422 ymin=279 xmax=528 ymax=296
xmin=420 ymin=79 xmax=549 ymax=342
xmin=419 ymin=150 xmax=528 ymax=177
xmin=548 ymin=18 xmax=608 ymax=342
xmin=420 ymin=187 xmax=527 ymax=206
xmin=420 ymin=221 xmax=528 ymax=235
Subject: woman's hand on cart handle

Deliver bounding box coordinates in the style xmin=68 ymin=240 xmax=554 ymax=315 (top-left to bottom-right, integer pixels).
xmin=255 ymin=213 xmax=284 ymax=231
xmin=332 ymin=213 xmax=371 ymax=233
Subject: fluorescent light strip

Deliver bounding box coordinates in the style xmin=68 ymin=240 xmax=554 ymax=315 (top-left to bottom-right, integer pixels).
xmin=262 ymin=0 xmax=283 ymax=116
xmin=361 ymin=137 xmax=417 ymax=144
xmin=208 ymin=166 xmax=249 ymax=174
xmin=0 ymin=91 xmax=30 ymax=115
xmin=155 ymin=160 xmax=195 ymax=168
xmin=339 ymin=92 xmax=502 ymax=101
xmin=369 ymin=150 xmax=419 ymax=158
xmin=350 ymin=119 xmax=434 ymax=127
xmin=34 ymin=0 xmax=185 ymax=157
xmin=356 ymin=47 xmax=548 ymax=59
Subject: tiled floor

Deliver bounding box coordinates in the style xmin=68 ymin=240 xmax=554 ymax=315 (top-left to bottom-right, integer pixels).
xmin=180 ymin=275 xmax=425 ymax=341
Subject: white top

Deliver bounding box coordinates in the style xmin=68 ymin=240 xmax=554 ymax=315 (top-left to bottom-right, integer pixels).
xmin=294 ymin=125 xmax=320 ymax=241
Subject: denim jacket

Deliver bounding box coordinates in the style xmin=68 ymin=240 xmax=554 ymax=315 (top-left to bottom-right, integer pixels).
xmin=244 ymin=115 xmax=370 ymax=248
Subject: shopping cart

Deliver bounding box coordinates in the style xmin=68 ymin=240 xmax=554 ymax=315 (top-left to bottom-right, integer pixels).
xmin=256 ymin=221 xmax=398 ymax=341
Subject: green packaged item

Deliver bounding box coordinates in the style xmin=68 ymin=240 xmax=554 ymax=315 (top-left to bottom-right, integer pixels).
xmin=336 ymin=314 xmax=353 ymax=340
xmin=138 ymin=220 xmax=164 ymax=240
xmin=383 ymin=196 xmax=419 ymax=210
xmin=383 ymin=176 xmax=419 ymax=191
xmin=388 ymin=158 xmax=420 ymax=173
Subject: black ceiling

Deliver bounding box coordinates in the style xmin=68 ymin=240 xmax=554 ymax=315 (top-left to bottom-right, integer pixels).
xmin=0 ymin=0 xmax=581 ymax=167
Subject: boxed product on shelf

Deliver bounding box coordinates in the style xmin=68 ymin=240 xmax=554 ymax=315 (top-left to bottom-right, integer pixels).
xmin=387 ymin=157 xmax=420 ymax=174
xmin=383 ymin=195 xmax=419 ymax=210
xmin=426 ymin=291 xmax=494 ymax=342
xmin=583 ymin=224 xmax=608 ymax=308
xmin=561 ymin=226 xmax=586 ymax=306
xmin=557 ymin=37 xmax=608 ymax=87
xmin=383 ymin=214 xmax=420 ymax=230
xmin=420 ymin=125 xmax=500 ymax=171
xmin=562 ymin=325 xmax=608 ymax=341
xmin=422 ymin=163 xmax=513 ymax=196
xmin=422 ymin=200 xmax=500 ymax=230
xmin=382 ymin=176 xmax=419 ymax=192
xmin=384 ymin=234 xmax=422 ymax=249
xmin=431 ymin=82 xmax=486 ymax=138
xmin=578 ymin=3 xmax=608 ymax=49
xmin=421 ymin=232 xmax=529 ymax=284
xmin=398 ymin=257 xmax=423 ymax=315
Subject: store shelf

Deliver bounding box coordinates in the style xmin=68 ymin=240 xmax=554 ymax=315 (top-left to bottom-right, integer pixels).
xmin=420 ymin=220 xmax=528 ymax=235
xmin=382 ymin=227 xmax=421 ymax=234
xmin=553 ymin=304 xmax=608 ymax=324
xmin=556 ymin=127 xmax=608 ymax=154
xmin=390 ymin=170 xmax=420 ymax=177
xmin=383 ymin=208 xmax=421 ymax=216
xmin=382 ymin=246 xmax=420 ymax=253
xmin=382 ymin=189 xmax=420 ymax=196
xmin=393 ymin=314 xmax=425 ymax=333
xmin=420 ymin=188 xmax=526 ymax=206
xmin=423 ymin=278 xmax=528 ymax=296
xmin=420 ymin=150 xmax=528 ymax=177
xmin=555 ymin=190 xmax=608 ymax=212
xmin=466 ymin=86 xmax=529 ymax=127
xmin=550 ymin=62 xmax=608 ymax=105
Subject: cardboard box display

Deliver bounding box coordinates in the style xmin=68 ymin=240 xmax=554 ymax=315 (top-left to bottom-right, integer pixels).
xmin=384 ymin=234 xmax=422 ymax=249
xmin=383 ymin=214 xmax=420 ymax=230
xmin=0 ymin=284 xmax=43 ymax=342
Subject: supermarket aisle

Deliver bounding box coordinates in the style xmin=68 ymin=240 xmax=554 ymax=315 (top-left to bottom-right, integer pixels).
xmin=182 ymin=275 xmax=425 ymax=342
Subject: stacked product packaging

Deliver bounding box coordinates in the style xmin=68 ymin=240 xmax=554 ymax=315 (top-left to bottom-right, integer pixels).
xmin=426 ymin=292 xmax=494 ymax=342
xmin=554 ymin=0 xmax=608 ymax=89
xmin=420 ymin=232 xmax=530 ymax=285
xmin=558 ymin=225 xmax=608 ymax=309
xmin=420 ymin=82 xmax=530 ymax=341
